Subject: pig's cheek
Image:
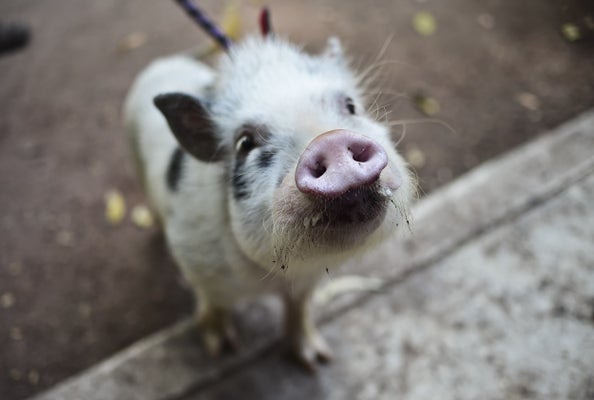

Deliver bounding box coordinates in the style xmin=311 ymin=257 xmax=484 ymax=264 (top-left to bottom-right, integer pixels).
xmin=271 ymin=173 xmax=318 ymax=228
xmin=272 ymin=176 xmax=301 ymax=222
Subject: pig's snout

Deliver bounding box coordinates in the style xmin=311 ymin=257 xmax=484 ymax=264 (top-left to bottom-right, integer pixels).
xmin=295 ymin=130 xmax=388 ymax=197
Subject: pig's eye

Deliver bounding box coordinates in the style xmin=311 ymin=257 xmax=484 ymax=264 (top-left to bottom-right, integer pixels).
xmin=235 ymin=131 xmax=257 ymax=156
xmin=345 ymin=97 xmax=356 ymax=115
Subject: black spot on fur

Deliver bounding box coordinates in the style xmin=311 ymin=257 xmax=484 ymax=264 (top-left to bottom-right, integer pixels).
xmin=166 ymin=147 xmax=185 ymax=191
xmin=257 ymin=149 xmax=276 ymax=169
xmin=232 ymin=158 xmax=249 ymax=200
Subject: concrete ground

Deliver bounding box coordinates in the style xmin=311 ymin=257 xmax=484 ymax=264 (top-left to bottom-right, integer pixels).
xmin=29 ymin=110 xmax=594 ymax=400
xmin=1 ymin=0 xmax=593 ymax=399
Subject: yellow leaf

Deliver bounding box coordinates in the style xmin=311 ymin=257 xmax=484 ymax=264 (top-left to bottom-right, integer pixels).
xmin=203 ymin=0 xmax=242 ymax=55
xmin=561 ymin=23 xmax=581 ymax=42
xmin=413 ymin=94 xmax=440 ymax=116
xmin=105 ymin=190 xmax=126 ymax=225
xmin=413 ymin=12 xmax=437 ymax=36
xmin=221 ymin=1 xmax=242 ymax=41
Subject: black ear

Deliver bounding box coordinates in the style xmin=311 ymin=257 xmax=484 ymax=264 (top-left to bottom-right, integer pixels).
xmin=153 ymin=93 xmax=224 ymax=162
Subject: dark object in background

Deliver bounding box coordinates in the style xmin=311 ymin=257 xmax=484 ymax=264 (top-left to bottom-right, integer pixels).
xmin=0 ymin=22 xmax=31 ymax=54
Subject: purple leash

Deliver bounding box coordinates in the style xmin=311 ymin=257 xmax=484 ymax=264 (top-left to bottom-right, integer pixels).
xmin=175 ymin=0 xmax=233 ymax=51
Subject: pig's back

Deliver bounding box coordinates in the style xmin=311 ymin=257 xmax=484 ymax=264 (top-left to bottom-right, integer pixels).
xmin=123 ymin=55 xmax=216 ymax=218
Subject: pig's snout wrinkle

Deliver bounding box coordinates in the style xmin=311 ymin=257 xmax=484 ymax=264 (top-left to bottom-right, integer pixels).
xmin=295 ymin=130 xmax=389 ymax=197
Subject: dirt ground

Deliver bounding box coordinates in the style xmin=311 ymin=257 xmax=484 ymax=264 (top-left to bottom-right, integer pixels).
xmin=1 ymin=1 xmax=593 ymax=399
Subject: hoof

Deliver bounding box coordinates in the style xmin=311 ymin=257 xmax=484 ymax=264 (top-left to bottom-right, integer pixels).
xmin=196 ymin=307 xmax=239 ymax=356
xmin=290 ymin=330 xmax=333 ymax=372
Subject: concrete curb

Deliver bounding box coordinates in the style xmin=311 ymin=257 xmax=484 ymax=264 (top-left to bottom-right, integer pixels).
xmin=30 ymin=110 xmax=594 ymax=400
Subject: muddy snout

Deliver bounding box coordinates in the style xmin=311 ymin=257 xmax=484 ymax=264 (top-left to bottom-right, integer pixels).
xmin=295 ymin=129 xmax=391 ymax=197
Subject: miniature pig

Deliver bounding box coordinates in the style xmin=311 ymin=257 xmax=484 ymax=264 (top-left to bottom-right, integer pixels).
xmin=123 ymin=34 xmax=414 ymax=368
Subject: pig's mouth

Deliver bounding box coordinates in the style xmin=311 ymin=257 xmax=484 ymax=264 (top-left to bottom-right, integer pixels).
xmin=272 ymin=179 xmax=394 ymax=256
xmin=304 ymin=184 xmax=389 ymax=233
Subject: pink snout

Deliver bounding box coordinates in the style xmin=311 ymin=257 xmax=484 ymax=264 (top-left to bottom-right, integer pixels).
xmin=295 ymin=129 xmax=388 ymax=197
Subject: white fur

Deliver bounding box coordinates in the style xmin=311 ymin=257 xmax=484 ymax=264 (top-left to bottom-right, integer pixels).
xmin=123 ymin=35 xmax=414 ymax=361
xmin=124 ymin=55 xmax=271 ymax=303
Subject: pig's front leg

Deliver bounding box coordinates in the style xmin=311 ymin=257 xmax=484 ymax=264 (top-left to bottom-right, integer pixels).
xmin=195 ymin=302 xmax=239 ymax=356
xmin=283 ymin=289 xmax=333 ymax=370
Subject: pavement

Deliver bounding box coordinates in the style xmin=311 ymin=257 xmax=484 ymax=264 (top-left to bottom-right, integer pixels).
xmin=29 ymin=110 xmax=594 ymax=399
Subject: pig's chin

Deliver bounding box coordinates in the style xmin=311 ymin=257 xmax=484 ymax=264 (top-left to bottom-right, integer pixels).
xmin=305 ymin=186 xmax=387 ymax=238
xmin=271 ymin=182 xmax=392 ymax=260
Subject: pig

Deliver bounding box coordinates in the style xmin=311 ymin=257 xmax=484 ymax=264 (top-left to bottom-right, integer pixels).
xmin=123 ymin=34 xmax=414 ymax=369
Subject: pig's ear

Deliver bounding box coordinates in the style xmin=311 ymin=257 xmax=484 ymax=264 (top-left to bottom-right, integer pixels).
xmin=322 ymin=37 xmax=345 ymax=63
xmin=153 ymin=93 xmax=224 ymax=162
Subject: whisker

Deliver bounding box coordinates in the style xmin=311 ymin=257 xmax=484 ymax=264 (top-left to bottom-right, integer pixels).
xmin=386 ymin=118 xmax=459 ymax=137
xmin=393 ymin=121 xmax=407 ymax=146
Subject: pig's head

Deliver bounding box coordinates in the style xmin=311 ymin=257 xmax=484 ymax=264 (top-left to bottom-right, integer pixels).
xmin=155 ymin=36 xmax=415 ymax=278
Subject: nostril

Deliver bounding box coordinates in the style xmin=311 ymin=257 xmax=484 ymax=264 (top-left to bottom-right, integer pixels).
xmin=310 ymin=161 xmax=327 ymax=178
xmin=349 ymin=143 xmax=373 ymax=163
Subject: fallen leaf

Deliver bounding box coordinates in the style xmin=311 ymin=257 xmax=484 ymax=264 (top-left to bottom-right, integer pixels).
xmin=413 ymin=12 xmax=437 ymax=36
xmin=516 ymin=92 xmax=540 ymax=111
xmin=1 ymin=292 xmax=15 ymax=308
xmin=131 ymin=204 xmax=154 ymax=229
xmin=413 ymin=93 xmax=440 ymax=116
xmin=221 ymin=1 xmax=242 ymax=41
xmin=105 ymin=190 xmax=126 ymax=225
xmin=118 ymin=32 xmax=147 ymax=53
xmin=561 ymin=23 xmax=581 ymax=42
xmin=406 ymin=146 xmax=427 ymax=169
xmin=202 ymin=0 xmax=243 ymax=56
